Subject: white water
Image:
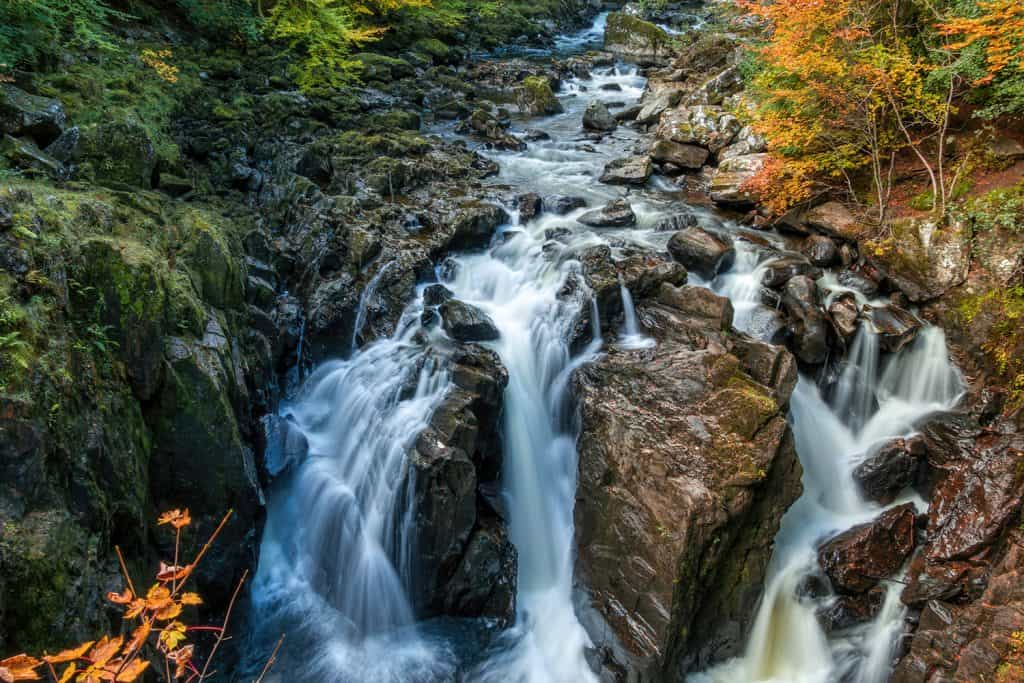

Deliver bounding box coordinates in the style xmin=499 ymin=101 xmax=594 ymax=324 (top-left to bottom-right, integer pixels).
xmin=249 ymin=12 xmax=964 ymax=682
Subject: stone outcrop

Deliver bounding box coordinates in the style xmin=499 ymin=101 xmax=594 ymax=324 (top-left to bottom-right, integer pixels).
xmin=604 ymin=12 xmax=677 ymax=66
xmin=574 ymin=278 xmax=802 ymax=677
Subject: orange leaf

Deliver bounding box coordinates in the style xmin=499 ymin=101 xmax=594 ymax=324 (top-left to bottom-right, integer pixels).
xmin=43 ymin=641 xmax=94 ymax=664
xmin=113 ymin=659 xmax=149 ymax=682
xmin=157 ymin=509 xmax=191 ymax=529
xmin=125 ymin=621 xmax=152 ymax=655
xmin=0 ymin=654 xmax=42 ymax=681
xmin=156 ymin=563 xmax=192 ymax=584
xmin=107 ymin=589 xmax=134 ymax=605
xmin=154 ymin=602 xmax=182 ymax=621
xmin=87 ymin=636 xmax=123 ymax=668
xmin=57 ymin=664 xmax=76 ymax=683
xmin=179 ymin=592 xmax=203 ymax=606
xmin=166 ymin=645 xmax=194 ymax=679
xmin=123 ymin=599 xmax=147 ymax=620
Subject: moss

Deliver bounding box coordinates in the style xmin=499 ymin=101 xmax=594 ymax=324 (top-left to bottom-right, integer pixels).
xmin=605 ymin=12 xmax=674 ymax=53
xmin=518 ymin=76 xmax=562 ymax=116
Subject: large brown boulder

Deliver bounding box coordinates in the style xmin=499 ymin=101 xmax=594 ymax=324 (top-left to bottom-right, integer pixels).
xmin=574 ymin=282 xmax=802 ymax=677
xmin=818 ymin=504 xmax=917 ymax=594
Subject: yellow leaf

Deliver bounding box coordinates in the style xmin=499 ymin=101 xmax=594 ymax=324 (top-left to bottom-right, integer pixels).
xmin=125 ymin=621 xmax=152 ymax=655
xmin=157 ymin=509 xmax=191 ymax=529
xmin=154 ymin=602 xmax=182 ymax=622
xmin=179 ymin=593 xmax=203 ymax=606
xmin=57 ymin=664 xmax=76 ymax=683
xmin=158 ymin=622 xmax=187 ymax=652
xmin=123 ymin=599 xmax=146 ymax=620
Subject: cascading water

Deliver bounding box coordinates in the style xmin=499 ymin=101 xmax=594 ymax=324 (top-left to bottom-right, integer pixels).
xmin=249 ymin=12 xmax=964 ymax=683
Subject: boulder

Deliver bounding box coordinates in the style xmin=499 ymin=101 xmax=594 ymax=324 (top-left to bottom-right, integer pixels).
xmin=818 ymin=504 xmax=917 ymax=594
xmin=762 ymin=255 xmax=821 ymax=289
xmin=599 ymin=155 xmax=653 ymax=185
xmin=709 ymin=154 xmax=767 ymax=205
xmin=667 ymin=227 xmax=735 ymax=279
xmin=578 ymin=199 xmax=636 ymax=228
xmin=803 ymin=202 xmax=869 ymax=241
xmin=1 ymin=134 xmax=64 ymax=179
xmin=818 ymin=587 xmax=886 ymax=632
xmin=574 ymin=279 xmax=801 ymax=676
xmin=604 ymin=12 xmax=677 ymax=66
xmin=801 ymin=235 xmax=838 ymax=267
xmin=456 ymin=108 xmax=524 ymax=150
xmin=583 ymin=100 xmax=617 ymax=132
xmin=650 ymin=140 xmax=709 ymax=170
xmin=655 ymin=105 xmax=741 ymax=154
xmin=867 ymin=219 xmax=971 ymax=303
xmin=75 ymin=120 xmax=158 ymax=189
xmin=827 ymin=292 xmax=860 ymax=342
xmin=636 ymin=90 xmax=682 ymax=125
xmin=718 ymin=126 xmax=767 ymax=161
xmin=441 ymin=518 xmax=517 ymax=625
xmin=544 ymin=195 xmax=587 ymax=215
xmin=0 ymin=84 xmax=66 ymax=146
xmin=440 ymin=300 xmax=500 ymax=342
xmin=516 ymin=193 xmax=543 ymax=222
xmin=517 ymin=76 xmax=563 ymax=116
xmin=853 ymin=437 xmax=925 ymax=504
xmin=863 ymin=304 xmax=922 ymax=353
xmin=781 ymin=275 xmax=829 ymax=365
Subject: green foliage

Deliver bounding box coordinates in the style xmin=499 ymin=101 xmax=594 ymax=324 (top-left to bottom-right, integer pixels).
xmin=0 ymin=0 xmax=128 ymax=73
xmin=961 ymin=180 xmax=1024 ymax=234
xmin=174 ymin=0 xmax=261 ymax=43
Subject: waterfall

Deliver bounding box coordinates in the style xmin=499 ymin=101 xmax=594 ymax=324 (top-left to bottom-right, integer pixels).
xmin=350 ymin=260 xmax=393 ymax=356
xmin=692 ymin=254 xmax=963 ymax=683
xmin=617 ymin=275 xmax=655 ymax=349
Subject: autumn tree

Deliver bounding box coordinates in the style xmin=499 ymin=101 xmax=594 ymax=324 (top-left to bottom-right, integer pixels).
xmin=737 ymin=0 xmax=969 ymax=219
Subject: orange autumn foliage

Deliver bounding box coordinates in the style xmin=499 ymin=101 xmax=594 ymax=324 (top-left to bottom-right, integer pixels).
xmin=941 ymin=0 xmax=1024 ymax=84
xmin=0 ymin=508 xmax=276 ymax=683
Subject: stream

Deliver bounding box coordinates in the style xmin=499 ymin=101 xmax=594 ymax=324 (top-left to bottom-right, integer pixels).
xmin=247 ymin=14 xmax=963 ymax=683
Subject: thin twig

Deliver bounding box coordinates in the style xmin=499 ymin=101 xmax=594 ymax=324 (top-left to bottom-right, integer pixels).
xmin=180 ymin=509 xmax=234 ymax=595
xmin=197 ymin=569 xmax=249 ymax=682
xmin=254 ymin=635 xmax=285 ymax=683
xmin=115 ymin=545 xmax=137 ymax=597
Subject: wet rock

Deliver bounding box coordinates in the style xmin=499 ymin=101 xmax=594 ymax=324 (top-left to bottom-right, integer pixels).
xmin=442 ymin=518 xmax=517 ymax=625
xmin=923 ymin=432 xmax=1024 ymax=563
xmin=803 ymin=201 xmax=869 ymax=241
xmin=604 ymin=12 xmax=677 ymax=66
xmin=654 ymin=213 xmax=698 ymax=232
xmin=650 ymin=140 xmax=709 ymax=170
xmin=853 ymin=437 xmax=925 ymax=504
xmin=656 ymin=105 xmax=741 ymax=154
xmin=578 ymin=199 xmax=637 ymax=228
xmin=819 ymin=587 xmax=886 ymax=632
xmin=0 ymin=84 xmax=66 ymax=146
xmin=762 ymin=255 xmax=821 ymax=289
xmin=828 ymin=292 xmax=860 ymax=342
xmin=893 ymin=536 xmax=1024 ymax=683
xmin=456 ymin=108 xmax=524 ymax=150
xmin=583 ymin=100 xmax=617 ymax=132
xmin=868 ymin=219 xmax=971 ymax=303
xmin=837 ymin=265 xmax=881 ymax=298
xmin=440 ymin=300 xmax=500 ymax=342
xmin=901 ymin=554 xmax=985 ymax=606
xmin=545 ymin=195 xmax=588 ymax=215
xmin=801 ymin=235 xmax=838 ymax=267
xmin=819 ymin=504 xmax=917 ymax=594
xmin=614 ymin=104 xmax=643 ymax=122
xmin=516 ymin=193 xmax=543 ymax=222
xmin=781 ymin=275 xmax=829 ymax=365
xmin=423 ymin=284 xmax=453 ymax=307
xmin=599 ymin=155 xmax=653 ymax=185
xmin=667 ymin=227 xmax=735 ymax=280
xmin=574 ymin=279 xmax=801 ymax=675
xmin=863 ymin=304 xmax=922 ymax=353
xmin=709 ymin=154 xmax=767 ymax=206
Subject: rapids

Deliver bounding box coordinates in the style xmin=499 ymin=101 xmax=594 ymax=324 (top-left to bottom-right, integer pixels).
xmin=247 ymin=13 xmax=963 ymax=683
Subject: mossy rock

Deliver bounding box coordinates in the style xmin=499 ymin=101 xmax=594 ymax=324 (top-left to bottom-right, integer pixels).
xmin=354 ymin=53 xmax=416 ymax=82
xmin=517 ymin=76 xmax=563 ymax=116
xmin=76 ymin=238 xmax=168 ymax=400
xmin=75 ymin=120 xmax=158 ymax=190
xmin=412 ymin=37 xmax=453 ymax=64
xmin=604 ymin=12 xmax=677 ymax=66
xmin=182 ymin=217 xmax=245 ymax=310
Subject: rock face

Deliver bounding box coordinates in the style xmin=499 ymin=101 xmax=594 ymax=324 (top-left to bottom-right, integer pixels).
xmin=0 ymin=85 xmax=66 ymax=146
xmin=818 ymin=504 xmax=917 ymax=594
xmin=604 ymin=12 xmax=677 ymax=66
xmin=583 ymin=100 xmax=617 ymax=132
xmin=667 ymin=226 xmax=736 ymax=279
xmin=578 ymin=199 xmax=637 ymax=228
xmin=868 ymin=219 xmax=971 ymax=302
xmin=656 ymin=106 xmax=740 ymax=154
xmin=574 ymin=280 xmax=802 ymax=677
xmin=650 ymin=140 xmax=709 ymax=170
xmin=853 ymin=437 xmax=924 ymax=504
xmin=863 ymin=303 xmax=921 ymax=352
xmin=803 ymin=201 xmax=869 ymax=241
xmin=781 ymin=275 xmax=829 ymax=365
